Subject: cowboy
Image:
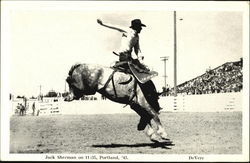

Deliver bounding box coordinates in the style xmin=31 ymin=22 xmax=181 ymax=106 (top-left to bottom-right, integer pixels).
xmin=97 ymin=18 xmax=150 ymax=73
xmin=97 ymin=19 xmax=162 ymax=129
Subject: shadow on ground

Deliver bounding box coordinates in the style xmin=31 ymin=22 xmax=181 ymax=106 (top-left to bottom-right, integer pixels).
xmin=92 ymin=141 xmax=175 ymax=149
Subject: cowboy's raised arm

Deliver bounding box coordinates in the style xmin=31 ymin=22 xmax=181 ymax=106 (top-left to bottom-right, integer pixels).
xmin=97 ymin=19 xmax=127 ymax=33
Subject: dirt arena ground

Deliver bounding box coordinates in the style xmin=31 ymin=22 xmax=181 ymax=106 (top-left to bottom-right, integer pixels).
xmin=10 ymin=112 xmax=242 ymax=154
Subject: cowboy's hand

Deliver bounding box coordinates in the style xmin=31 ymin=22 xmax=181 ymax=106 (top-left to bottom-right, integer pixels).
xmin=137 ymin=56 xmax=145 ymax=64
xmin=138 ymin=55 xmax=144 ymax=61
xmin=97 ymin=19 xmax=103 ymax=25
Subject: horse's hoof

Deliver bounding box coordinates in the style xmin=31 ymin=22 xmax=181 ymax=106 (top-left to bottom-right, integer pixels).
xmin=161 ymin=137 xmax=171 ymax=141
xmin=160 ymin=135 xmax=170 ymax=141
xmin=150 ymin=138 xmax=160 ymax=143
xmin=157 ymin=130 xmax=169 ymax=140
xmin=137 ymin=124 xmax=146 ymax=131
xmin=150 ymin=133 xmax=161 ymax=143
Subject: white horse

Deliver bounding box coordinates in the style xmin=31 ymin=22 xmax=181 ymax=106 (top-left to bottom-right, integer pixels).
xmin=65 ymin=63 xmax=170 ymax=142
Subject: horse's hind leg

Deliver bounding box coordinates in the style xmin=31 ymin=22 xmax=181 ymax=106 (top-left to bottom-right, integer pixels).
xmin=145 ymin=122 xmax=162 ymax=143
xmin=130 ymin=102 xmax=152 ymax=131
xmin=156 ymin=124 xmax=169 ymax=140
xmin=130 ymin=102 xmax=169 ymax=141
xmin=155 ymin=117 xmax=169 ymax=140
xmin=147 ymin=108 xmax=169 ymax=140
xmin=137 ymin=81 xmax=169 ymax=139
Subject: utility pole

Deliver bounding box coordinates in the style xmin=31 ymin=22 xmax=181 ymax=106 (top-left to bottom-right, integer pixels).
xmin=39 ymin=85 xmax=42 ymax=96
xmin=174 ymin=11 xmax=177 ymax=97
xmin=64 ymin=80 xmax=67 ymax=93
xmin=160 ymin=56 xmax=169 ymax=89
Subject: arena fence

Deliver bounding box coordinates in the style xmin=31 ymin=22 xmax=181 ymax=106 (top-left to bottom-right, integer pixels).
xmin=11 ymin=98 xmax=62 ymax=116
xmin=10 ymin=92 xmax=242 ymax=116
xmin=59 ymin=92 xmax=242 ymax=114
xmin=159 ymin=92 xmax=242 ymax=112
xmin=37 ymin=102 xmax=61 ymax=116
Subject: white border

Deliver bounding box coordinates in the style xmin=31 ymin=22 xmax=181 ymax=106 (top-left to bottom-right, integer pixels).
xmin=1 ymin=1 xmax=249 ymax=162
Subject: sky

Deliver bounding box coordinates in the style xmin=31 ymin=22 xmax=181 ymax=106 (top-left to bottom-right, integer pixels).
xmin=2 ymin=2 xmax=246 ymax=97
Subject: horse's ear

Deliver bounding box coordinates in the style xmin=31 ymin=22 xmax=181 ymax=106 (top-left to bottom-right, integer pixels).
xmin=68 ymin=64 xmax=81 ymax=76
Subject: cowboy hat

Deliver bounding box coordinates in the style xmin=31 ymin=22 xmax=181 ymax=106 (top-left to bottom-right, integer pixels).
xmin=130 ymin=19 xmax=146 ymax=27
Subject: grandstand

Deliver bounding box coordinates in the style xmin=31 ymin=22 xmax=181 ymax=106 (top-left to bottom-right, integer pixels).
xmin=168 ymin=58 xmax=243 ymax=96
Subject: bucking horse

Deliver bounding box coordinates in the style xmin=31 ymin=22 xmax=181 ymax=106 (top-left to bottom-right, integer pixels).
xmin=64 ymin=63 xmax=170 ymax=143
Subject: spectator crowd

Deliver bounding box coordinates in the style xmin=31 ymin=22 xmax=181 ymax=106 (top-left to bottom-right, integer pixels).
xmin=168 ymin=59 xmax=243 ymax=96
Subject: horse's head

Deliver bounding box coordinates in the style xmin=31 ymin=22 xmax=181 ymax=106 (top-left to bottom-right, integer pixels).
xmin=64 ymin=77 xmax=83 ymax=101
xmin=64 ymin=63 xmax=103 ymax=101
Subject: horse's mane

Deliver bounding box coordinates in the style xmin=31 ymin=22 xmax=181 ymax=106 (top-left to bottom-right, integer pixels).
xmin=68 ymin=63 xmax=81 ymax=76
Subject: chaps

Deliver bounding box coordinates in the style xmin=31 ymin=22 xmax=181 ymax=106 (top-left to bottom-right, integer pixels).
xmin=138 ymin=80 xmax=161 ymax=113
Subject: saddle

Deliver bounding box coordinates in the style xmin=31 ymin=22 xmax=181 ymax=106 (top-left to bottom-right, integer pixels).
xmin=128 ymin=62 xmax=158 ymax=84
xmin=112 ymin=51 xmax=158 ymax=83
xmin=113 ymin=61 xmax=158 ymax=84
xmin=100 ymin=60 xmax=161 ymax=116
